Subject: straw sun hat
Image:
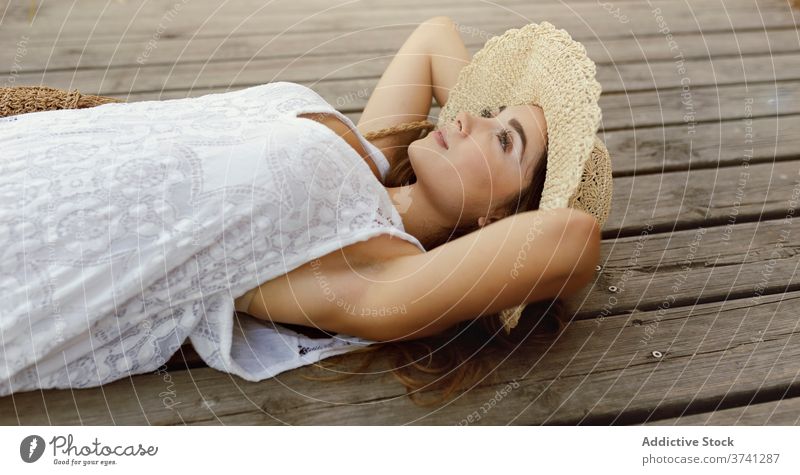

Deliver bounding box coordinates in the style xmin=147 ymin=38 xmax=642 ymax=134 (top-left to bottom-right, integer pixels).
xmin=436 ymin=21 xmax=614 ymax=334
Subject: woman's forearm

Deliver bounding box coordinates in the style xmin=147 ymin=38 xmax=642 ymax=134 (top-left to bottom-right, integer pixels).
xmin=416 ymin=16 xmax=472 ymax=108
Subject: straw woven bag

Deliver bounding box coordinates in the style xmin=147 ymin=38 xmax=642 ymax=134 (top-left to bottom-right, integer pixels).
xmin=0 ymin=86 xmax=122 ymax=117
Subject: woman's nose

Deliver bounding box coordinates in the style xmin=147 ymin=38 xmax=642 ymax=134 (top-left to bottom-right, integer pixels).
xmin=454 ymin=110 xmax=473 ymax=137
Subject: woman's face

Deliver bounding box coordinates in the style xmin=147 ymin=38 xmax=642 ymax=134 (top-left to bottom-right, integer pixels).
xmin=408 ymin=104 xmax=548 ymax=226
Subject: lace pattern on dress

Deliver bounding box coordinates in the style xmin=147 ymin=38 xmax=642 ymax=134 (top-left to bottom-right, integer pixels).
xmin=0 ymin=81 xmax=423 ymax=396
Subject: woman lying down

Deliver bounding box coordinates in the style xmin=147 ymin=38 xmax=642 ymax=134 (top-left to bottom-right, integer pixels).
xmin=0 ymin=17 xmax=612 ymax=405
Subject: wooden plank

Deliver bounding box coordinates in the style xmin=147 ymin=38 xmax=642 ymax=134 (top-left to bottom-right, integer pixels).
xmin=602 ymin=114 xmax=800 ymax=176
xmin=3 ymin=0 xmax=626 ymax=26
xmin=575 ymin=207 xmax=800 ymax=318
xmin=642 ymin=397 xmax=800 ymax=425
xmin=598 ymin=81 xmax=798 ymax=131
xmin=597 ymin=52 xmax=800 ymax=93
xmin=1 ymin=0 xmax=792 ymax=42
xmin=606 ymin=159 xmax=800 ymax=234
xmin=9 ymin=45 xmax=799 ymax=96
xmin=3 ymin=22 xmax=798 ymax=74
xmin=3 ymin=284 xmax=798 ymax=425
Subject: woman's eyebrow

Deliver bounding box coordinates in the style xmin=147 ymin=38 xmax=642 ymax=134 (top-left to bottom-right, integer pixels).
xmin=508 ymin=117 xmax=527 ymax=163
xmin=496 ymin=105 xmax=525 ymax=163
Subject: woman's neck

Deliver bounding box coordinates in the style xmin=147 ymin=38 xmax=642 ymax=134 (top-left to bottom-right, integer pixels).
xmin=385 ymin=184 xmax=452 ymax=249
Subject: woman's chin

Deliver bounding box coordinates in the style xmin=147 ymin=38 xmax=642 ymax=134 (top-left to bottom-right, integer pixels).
xmin=410 ymin=138 xmax=447 ymax=160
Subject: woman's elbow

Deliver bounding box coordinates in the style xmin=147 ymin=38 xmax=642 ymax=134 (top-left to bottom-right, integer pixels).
xmin=327 ymin=302 xmax=445 ymax=343
xmin=560 ymin=211 xmax=603 ymax=295
xmin=320 ymin=309 xmax=401 ymax=343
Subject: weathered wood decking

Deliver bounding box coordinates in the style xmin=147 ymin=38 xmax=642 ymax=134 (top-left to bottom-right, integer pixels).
xmin=2 ymin=0 xmax=799 ymax=425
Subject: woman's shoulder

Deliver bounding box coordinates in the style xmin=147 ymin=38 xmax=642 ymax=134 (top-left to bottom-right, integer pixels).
xmin=236 ymin=81 xmax=324 ymax=103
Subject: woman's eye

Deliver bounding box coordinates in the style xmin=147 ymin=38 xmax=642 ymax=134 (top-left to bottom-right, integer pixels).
xmin=497 ymin=129 xmax=512 ymax=153
xmin=480 ymin=106 xmax=511 ymax=153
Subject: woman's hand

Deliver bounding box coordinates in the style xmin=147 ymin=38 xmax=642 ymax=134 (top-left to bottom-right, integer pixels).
xmin=356 ymin=16 xmax=472 ymax=167
xmin=419 ymin=16 xmax=472 ymax=107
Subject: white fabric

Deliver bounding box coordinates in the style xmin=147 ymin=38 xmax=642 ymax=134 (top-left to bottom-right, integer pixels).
xmin=0 ymin=81 xmax=424 ymax=396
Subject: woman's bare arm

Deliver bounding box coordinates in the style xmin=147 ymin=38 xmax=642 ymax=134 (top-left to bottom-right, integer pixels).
xmin=356 ymin=16 xmax=471 ymax=167
xmin=316 ymin=208 xmax=602 ymax=342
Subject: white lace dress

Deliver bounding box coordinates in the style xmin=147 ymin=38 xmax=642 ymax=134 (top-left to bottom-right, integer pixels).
xmin=0 ymin=81 xmax=425 ymax=396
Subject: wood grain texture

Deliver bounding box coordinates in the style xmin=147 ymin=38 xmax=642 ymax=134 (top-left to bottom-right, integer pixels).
xmin=1 ymin=0 xmax=798 ymax=425
xmin=642 ymin=397 xmax=800 ymax=425
xmin=3 ymin=288 xmax=798 ymax=425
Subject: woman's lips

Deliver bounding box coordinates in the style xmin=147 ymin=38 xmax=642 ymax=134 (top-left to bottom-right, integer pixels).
xmin=434 ymin=129 xmax=448 ymax=149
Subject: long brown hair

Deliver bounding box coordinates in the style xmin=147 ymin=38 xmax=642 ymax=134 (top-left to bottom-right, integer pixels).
xmin=301 ymin=116 xmax=568 ymax=407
